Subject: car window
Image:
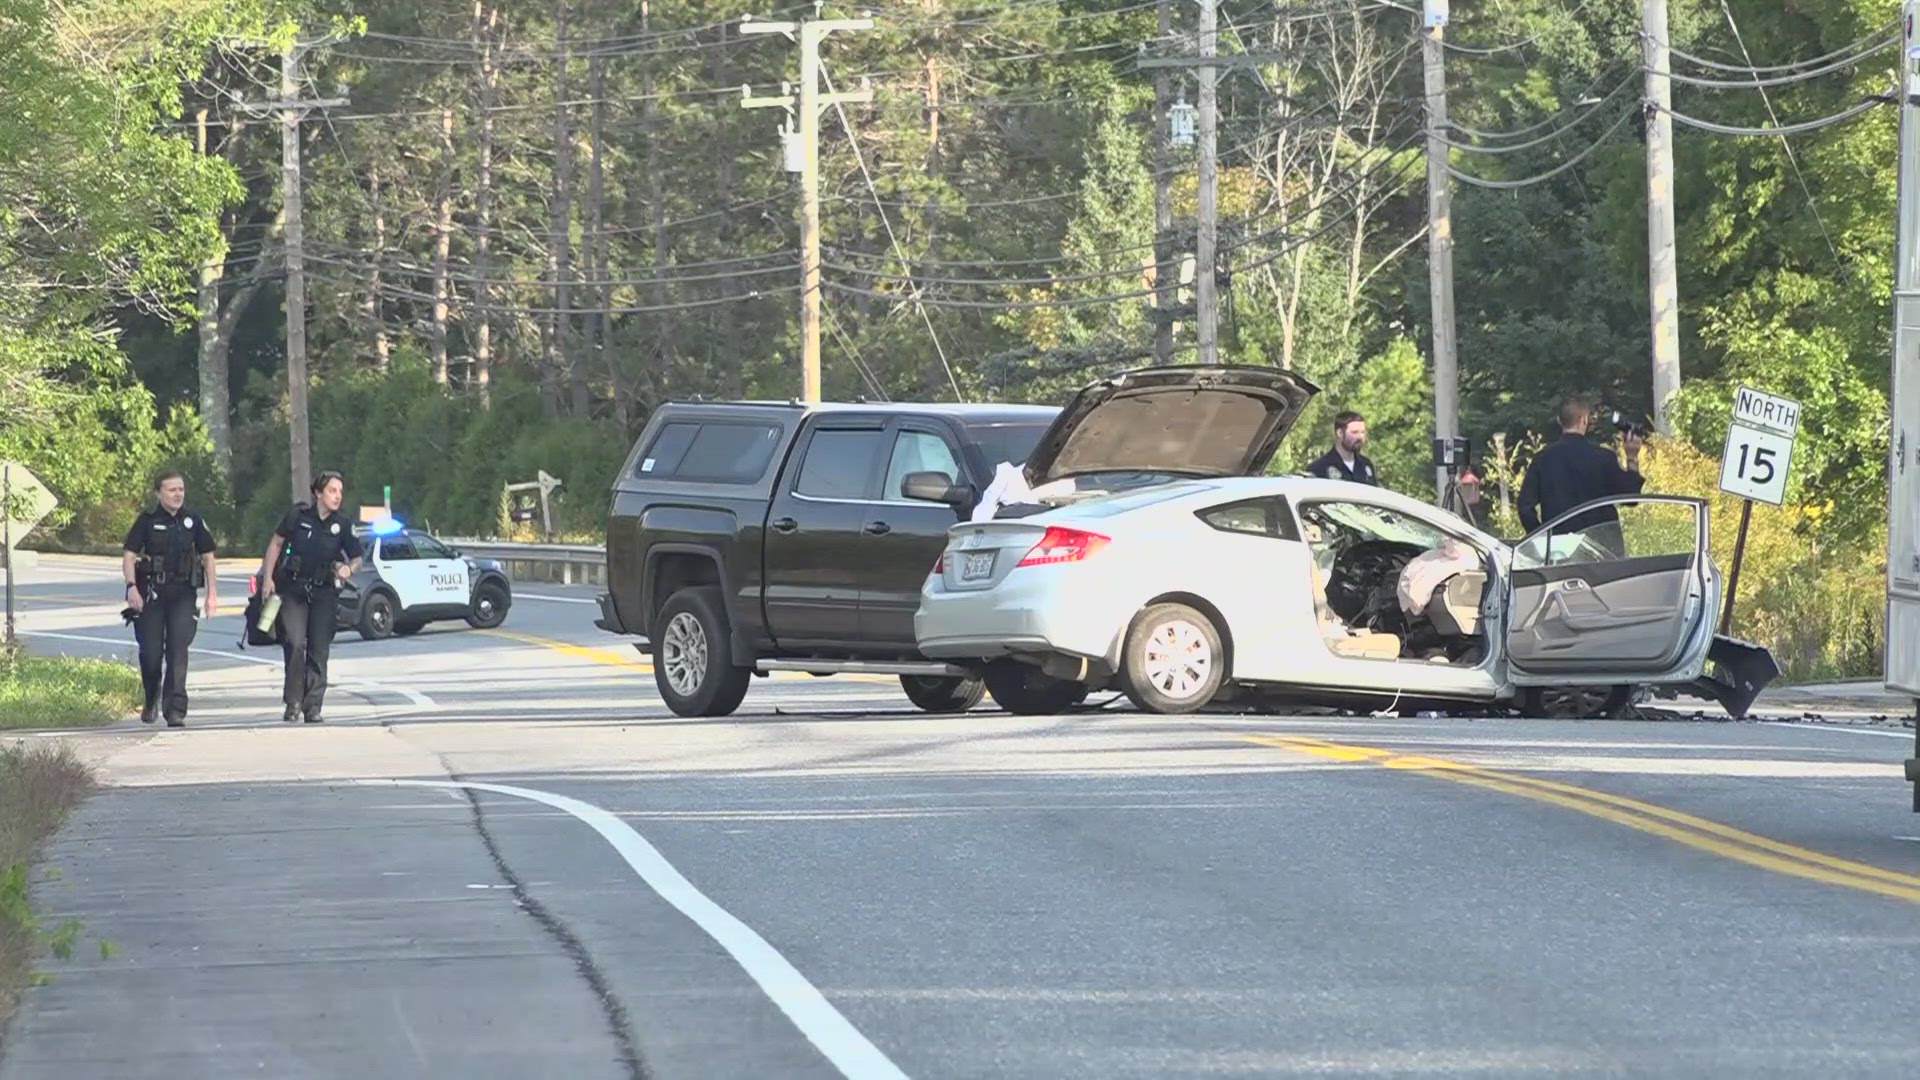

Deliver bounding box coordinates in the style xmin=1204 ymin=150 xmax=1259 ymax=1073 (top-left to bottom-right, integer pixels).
xmin=411 ymin=533 xmax=455 ymax=560
xmin=1515 ymin=499 xmax=1699 ymax=570
xmin=883 ymin=430 xmax=961 ymax=501
xmin=1301 ymin=501 xmax=1452 ymax=551
xmin=794 ymin=428 xmax=886 ymax=500
xmin=380 ymin=536 xmax=419 ymax=561
xmin=637 ymin=420 xmax=781 ymax=483
xmin=967 ymin=422 xmax=1051 ymax=468
xmin=1060 ymin=481 xmax=1217 ymax=518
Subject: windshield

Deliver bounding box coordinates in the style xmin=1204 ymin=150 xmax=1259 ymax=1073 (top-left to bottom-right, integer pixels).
xmin=967 ymin=422 xmax=1050 ymax=470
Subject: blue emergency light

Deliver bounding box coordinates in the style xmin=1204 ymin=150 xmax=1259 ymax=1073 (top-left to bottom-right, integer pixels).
xmin=369 ymin=516 xmax=406 ymax=537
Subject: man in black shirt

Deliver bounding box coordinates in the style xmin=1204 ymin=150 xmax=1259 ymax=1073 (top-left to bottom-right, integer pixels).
xmin=122 ymin=472 xmax=219 ymax=727
xmin=259 ymin=471 xmax=363 ymax=723
xmin=1517 ymin=397 xmax=1645 ymax=551
xmin=1305 ymin=411 xmax=1381 ymax=486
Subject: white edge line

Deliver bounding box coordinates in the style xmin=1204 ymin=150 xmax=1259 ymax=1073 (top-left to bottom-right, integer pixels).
xmin=361 ymin=778 xmax=909 ymax=1080
xmin=1757 ymin=721 xmax=1916 ymax=741
xmin=514 ymin=592 xmax=598 ymax=604
xmin=21 ymin=630 xmax=435 ymax=710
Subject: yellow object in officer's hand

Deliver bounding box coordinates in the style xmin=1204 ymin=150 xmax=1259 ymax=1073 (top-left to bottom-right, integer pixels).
xmin=257 ymin=593 xmax=282 ymax=633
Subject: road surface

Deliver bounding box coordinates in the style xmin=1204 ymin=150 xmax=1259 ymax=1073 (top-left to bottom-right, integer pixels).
xmin=4 ymin=554 xmax=1920 ymax=1079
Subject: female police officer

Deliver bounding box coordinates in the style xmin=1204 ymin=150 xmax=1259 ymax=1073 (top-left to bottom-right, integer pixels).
xmin=122 ymin=472 xmax=218 ymax=726
xmin=259 ymin=471 xmax=362 ymax=723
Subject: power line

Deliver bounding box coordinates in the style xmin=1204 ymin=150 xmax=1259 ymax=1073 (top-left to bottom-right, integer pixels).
xmin=1715 ymin=0 xmax=1840 ymax=265
xmin=821 ymin=62 xmax=962 ymax=402
xmin=1666 ymin=19 xmax=1898 ymax=74
xmin=1660 ymin=33 xmax=1896 ymax=89
xmin=1445 ymin=103 xmax=1638 ymax=189
xmin=315 ymin=270 xmax=801 ymax=315
xmin=1655 ymin=93 xmax=1890 ymax=138
xmin=1441 ymin=67 xmax=1635 ymax=148
xmin=1434 ymin=0 xmax=1603 ymax=57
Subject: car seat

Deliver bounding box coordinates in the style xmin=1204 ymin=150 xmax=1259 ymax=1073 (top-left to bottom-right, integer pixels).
xmin=1426 ymin=571 xmax=1486 ymax=638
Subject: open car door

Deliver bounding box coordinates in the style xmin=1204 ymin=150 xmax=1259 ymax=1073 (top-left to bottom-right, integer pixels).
xmin=1504 ymin=494 xmax=1720 ymax=694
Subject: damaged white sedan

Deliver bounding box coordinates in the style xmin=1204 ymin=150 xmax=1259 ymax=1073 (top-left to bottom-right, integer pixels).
xmin=912 ymin=366 xmax=1776 ymax=719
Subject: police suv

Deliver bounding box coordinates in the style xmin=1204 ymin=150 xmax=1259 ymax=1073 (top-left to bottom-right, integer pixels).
xmin=324 ymin=519 xmax=514 ymax=640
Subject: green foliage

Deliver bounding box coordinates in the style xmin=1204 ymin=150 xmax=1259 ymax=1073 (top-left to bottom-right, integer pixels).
xmin=0 ymin=652 xmax=144 ymax=729
xmin=0 ymin=741 xmax=95 ymax=1023
xmin=230 ymin=367 xmax=625 ymax=545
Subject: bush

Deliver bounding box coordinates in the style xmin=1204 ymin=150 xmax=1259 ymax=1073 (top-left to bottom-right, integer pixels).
xmin=0 ymin=742 xmax=96 ymax=1023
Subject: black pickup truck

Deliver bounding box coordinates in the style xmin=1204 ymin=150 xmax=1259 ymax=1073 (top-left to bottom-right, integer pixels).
xmin=595 ymin=399 xmax=1058 ymax=715
xmin=595 ymin=365 xmax=1317 ymax=717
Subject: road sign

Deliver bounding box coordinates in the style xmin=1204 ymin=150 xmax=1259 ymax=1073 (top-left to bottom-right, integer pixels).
xmin=1718 ymin=386 xmax=1800 ymax=507
xmin=0 ymin=462 xmax=57 ymax=544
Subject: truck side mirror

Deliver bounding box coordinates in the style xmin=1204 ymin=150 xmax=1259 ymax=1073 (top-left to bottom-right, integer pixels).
xmin=902 ymin=471 xmax=972 ymax=506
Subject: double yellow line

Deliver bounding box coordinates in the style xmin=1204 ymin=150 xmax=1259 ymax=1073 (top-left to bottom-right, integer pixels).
xmin=1247 ymin=734 xmax=1920 ymax=905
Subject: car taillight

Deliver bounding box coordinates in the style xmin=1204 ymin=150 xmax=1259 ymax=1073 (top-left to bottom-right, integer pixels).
xmin=933 ymin=552 xmax=947 ymax=574
xmin=1016 ymin=526 xmax=1109 ymax=567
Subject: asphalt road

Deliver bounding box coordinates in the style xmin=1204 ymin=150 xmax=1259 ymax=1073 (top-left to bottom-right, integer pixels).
xmin=5 ymin=553 xmax=1920 ymax=1078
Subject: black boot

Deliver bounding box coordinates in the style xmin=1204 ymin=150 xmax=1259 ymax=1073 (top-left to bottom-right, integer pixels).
xmin=303 ymin=711 xmax=324 ymax=724
xmin=282 ymin=704 xmax=299 ymax=724
xmin=165 ymin=716 xmax=186 ymax=729
xmin=140 ymin=705 xmax=158 ymax=725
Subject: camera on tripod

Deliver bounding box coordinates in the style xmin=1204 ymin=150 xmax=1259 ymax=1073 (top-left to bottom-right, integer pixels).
xmin=1431 ymin=435 xmax=1472 ymax=474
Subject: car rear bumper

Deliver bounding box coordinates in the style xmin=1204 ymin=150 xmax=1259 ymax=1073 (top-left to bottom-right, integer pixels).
xmin=915 ymin=572 xmax=1129 ymax=667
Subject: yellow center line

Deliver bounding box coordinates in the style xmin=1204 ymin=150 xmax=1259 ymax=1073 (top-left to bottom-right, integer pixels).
xmin=479 ymin=629 xmax=654 ymax=672
xmin=477 ymin=629 xmax=898 ymax=684
xmin=1244 ymin=734 xmax=1920 ymax=905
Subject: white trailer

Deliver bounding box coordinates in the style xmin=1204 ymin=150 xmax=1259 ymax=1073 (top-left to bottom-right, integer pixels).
xmin=1892 ymin=6 xmax=1920 ymax=806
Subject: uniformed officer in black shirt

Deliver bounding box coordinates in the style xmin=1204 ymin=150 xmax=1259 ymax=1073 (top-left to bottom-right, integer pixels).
xmin=1305 ymin=411 xmax=1381 ymax=486
xmin=122 ymin=472 xmax=219 ymax=727
xmin=1517 ymin=397 xmax=1645 ymax=551
xmin=259 ymin=470 xmax=363 ymax=723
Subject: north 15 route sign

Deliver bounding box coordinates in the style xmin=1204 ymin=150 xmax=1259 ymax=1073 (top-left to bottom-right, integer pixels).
xmin=1719 ymin=385 xmax=1800 ymax=506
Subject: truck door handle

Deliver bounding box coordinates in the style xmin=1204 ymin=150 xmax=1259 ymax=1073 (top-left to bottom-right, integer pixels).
xmin=771 ymin=517 xmax=798 ymax=534
xmin=864 ymin=520 xmax=891 ymax=536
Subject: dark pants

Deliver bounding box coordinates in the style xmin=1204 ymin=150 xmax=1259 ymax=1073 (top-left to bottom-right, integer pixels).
xmin=279 ymin=590 xmax=338 ymax=716
xmin=134 ymin=590 xmax=198 ymax=719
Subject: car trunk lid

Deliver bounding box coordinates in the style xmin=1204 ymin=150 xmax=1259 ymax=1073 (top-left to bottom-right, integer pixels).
xmin=1022 ymin=364 xmax=1318 ymax=487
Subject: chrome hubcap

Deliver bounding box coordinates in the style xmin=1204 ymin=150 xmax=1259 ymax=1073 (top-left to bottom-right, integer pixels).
xmin=661 ymin=613 xmax=708 ymax=697
xmin=1142 ymin=619 xmax=1212 ymax=700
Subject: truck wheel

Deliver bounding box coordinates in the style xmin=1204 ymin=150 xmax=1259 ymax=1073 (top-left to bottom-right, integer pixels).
xmin=900 ymin=674 xmax=986 ymax=714
xmin=1121 ymin=603 xmax=1226 ymax=715
xmin=981 ymin=660 xmax=1083 ymax=716
xmin=357 ymin=591 xmax=397 ymax=641
xmin=654 ymin=586 xmax=752 ymax=718
xmin=466 ymin=581 xmax=509 ymax=629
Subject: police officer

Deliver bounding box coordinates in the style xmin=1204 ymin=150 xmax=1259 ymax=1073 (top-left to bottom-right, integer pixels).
xmin=122 ymin=472 xmax=218 ymax=727
xmin=1517 ymin=396 xmax=1645 ymax=554
xmin=259 ymin=471 xmax=363 ymax=723
xmin=1306 ymin=411 xmax=1380 ymax=486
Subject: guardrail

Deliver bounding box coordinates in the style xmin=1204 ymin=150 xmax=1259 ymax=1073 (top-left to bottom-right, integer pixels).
xmin=445 ymin=538 xmax=607 ymax=588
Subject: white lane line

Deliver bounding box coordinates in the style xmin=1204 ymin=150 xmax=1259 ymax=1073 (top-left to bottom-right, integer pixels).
xmin=1758 ymin=721 xmax=1915 ymax=741
xmin=515 ymin=592 xmax=598 ymax=605
xmin=22 ymin=630 xmax=436 ymax=710
xmin=362 ymin=779 xmax=909 ymax=1080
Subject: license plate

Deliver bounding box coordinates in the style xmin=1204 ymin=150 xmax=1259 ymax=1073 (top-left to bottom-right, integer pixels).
xmin=959 ymin=551 xmax=996 ymax=581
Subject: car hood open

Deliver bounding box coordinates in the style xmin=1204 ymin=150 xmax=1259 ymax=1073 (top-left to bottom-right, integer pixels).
xmin=1023 ymin=364 xmax=1319 ymax=486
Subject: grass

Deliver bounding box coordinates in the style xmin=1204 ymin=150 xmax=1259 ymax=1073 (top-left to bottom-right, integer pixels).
xmin=0 ymin=742 xmax=96 ymax=1025
xmin=0 ymin=650 xmax=141 ymax=730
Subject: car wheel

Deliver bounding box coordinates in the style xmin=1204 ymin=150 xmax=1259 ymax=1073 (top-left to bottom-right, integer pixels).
xmin=357 ymin=591 xmax=396 ymax=641
xmin=466 ymin=581 xmax=509 ymax=629
xmin=980 ymin=660 xmax=1084 ymax=716
xmin=1121 ymin=603 xmax=1226 ymax=715
xmin=1521 ymin=685 xmax=1633 ymax=719
xmin=653 ymin=586 xmax=752 ymax=718
xmin=899 ymin=674 xmax=986 ymax=714
xmin=393 ymin=621 xmax=423 ymax=637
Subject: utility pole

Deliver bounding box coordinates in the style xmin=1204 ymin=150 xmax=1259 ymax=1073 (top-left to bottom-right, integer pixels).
xmin=1422 ymin=0 xmax=1460 ymax=503
xmin=1139 ymin=15 xmax=1282 ymax=367
xmin=1195 ymin=0 xmax=1219 ymax=365
xmin=241 ymin=38 xmax=346 ymax=504
xmin=1644 ymin=0 xmax=1682 ymax=434
xmin=742 ymin=12 xmax=873 ymax=403
xmin=1151 ymin=0 xmax=1176 ymax=364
